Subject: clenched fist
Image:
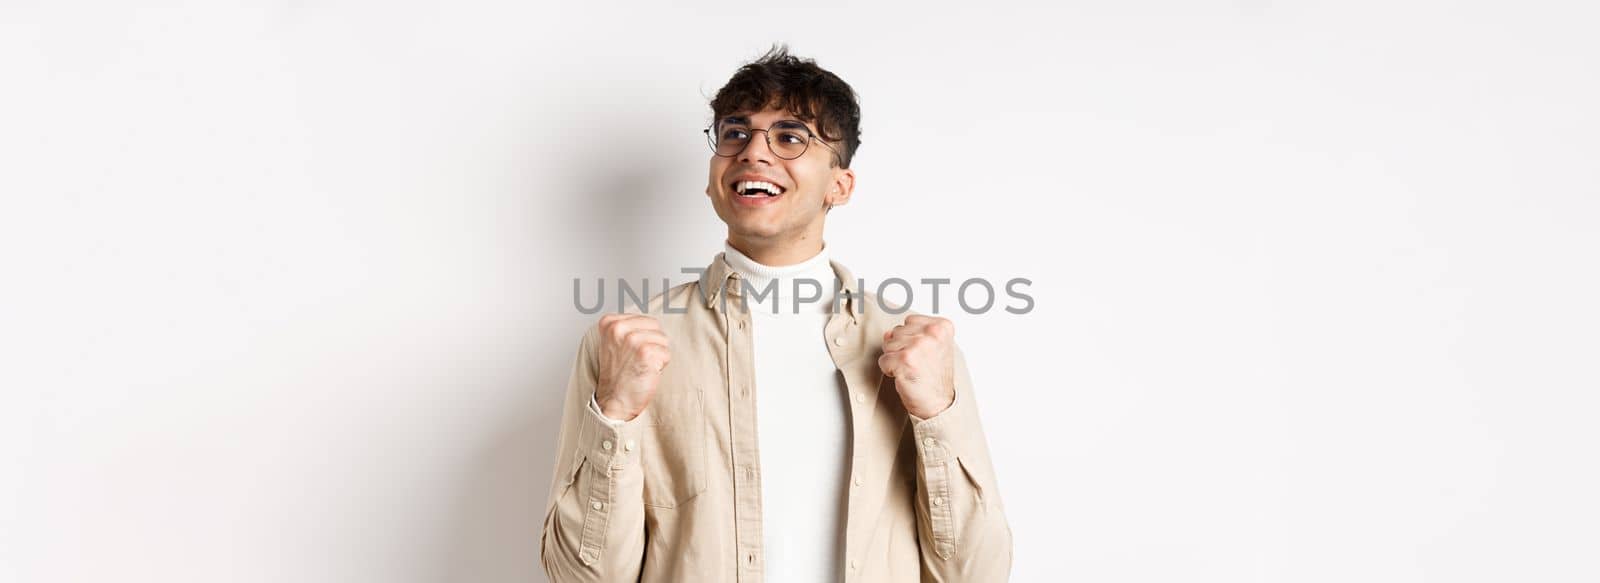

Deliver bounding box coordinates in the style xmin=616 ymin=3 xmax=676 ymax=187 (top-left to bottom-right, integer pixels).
xmin=879 ymin=314 xmax=957 ymax=419
xmin=594 ymin=313 xmax=671 ymax=422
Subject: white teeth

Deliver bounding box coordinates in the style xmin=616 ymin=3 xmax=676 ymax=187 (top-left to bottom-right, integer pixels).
xmin=735 ymin=180 xmax=783 ymax=195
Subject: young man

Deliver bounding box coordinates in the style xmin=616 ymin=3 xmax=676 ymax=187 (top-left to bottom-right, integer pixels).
xmin=540 ymin=45 xmax=1012 ymax=582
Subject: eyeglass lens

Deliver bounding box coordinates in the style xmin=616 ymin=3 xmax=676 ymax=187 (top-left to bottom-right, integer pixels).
xmin=710 ymin=121 xmax=813 ymax=159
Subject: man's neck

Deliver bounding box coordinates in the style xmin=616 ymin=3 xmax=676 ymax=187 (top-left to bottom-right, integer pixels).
xmin=725 ymin=234 xmax=824 ymax=266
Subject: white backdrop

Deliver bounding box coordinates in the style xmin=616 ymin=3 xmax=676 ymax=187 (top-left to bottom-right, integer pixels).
xmin=4 ymin=1 xmax=1598 ymax=582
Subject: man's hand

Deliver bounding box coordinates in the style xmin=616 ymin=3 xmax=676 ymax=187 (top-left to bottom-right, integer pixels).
xmin=594 ymin=313 xmax=671 ymax=422
xmin=879 ymin=315 xmax=957 ymax=419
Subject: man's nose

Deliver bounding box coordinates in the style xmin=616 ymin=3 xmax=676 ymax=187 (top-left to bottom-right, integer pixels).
xmin=739 ymin=130 xmax=776 ymax=164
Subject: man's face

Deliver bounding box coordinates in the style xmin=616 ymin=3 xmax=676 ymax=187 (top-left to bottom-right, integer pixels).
xmin=705 ymin=107 xmax=853 ymax=247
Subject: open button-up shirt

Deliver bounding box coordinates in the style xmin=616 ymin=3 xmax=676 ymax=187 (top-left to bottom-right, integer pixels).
xmin=540 ymin=252 xmax=1013 ymax=582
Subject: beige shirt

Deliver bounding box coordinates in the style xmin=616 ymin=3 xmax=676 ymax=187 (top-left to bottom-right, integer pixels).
xmin=540 ymin=252 xmax=1013 ymax=582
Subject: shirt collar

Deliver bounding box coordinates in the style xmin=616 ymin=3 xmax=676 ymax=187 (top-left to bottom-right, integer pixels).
xmin=698 ymin=247 xmax=862 ymax=320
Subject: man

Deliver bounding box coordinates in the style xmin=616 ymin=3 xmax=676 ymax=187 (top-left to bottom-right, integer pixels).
xmin=540 ymin=45 xmax=1012 ymax=582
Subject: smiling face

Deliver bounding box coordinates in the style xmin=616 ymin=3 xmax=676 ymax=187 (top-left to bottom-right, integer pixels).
xmin=705 ymin=106 xmax=855 ymax=264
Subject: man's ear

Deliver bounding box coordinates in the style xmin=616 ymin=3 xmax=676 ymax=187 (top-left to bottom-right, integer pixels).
xmin=827 ymin=168 xmax=856 ymax=208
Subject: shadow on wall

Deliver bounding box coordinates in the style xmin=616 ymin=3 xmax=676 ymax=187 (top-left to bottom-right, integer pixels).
xmin=435 ymin=99 xmax=701 ymax=582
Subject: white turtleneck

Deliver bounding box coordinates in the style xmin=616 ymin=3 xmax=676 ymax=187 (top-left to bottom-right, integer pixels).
xmin=591 ymin=241 xmax=849 ymax=582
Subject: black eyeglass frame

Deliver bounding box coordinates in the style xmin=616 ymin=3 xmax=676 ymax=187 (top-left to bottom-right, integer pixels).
xmin=702 ymin=120 xmax=842 ymax=164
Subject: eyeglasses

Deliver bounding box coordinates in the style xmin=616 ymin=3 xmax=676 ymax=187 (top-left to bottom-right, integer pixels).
xmin=703 ymin=119 xmax=841 ymax=163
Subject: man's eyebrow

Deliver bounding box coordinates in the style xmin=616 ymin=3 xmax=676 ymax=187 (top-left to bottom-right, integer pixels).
xmin=719 ymin=116 xmax=817 ymax=135
xmin=719 ymin=115 xmax=810 ymax=127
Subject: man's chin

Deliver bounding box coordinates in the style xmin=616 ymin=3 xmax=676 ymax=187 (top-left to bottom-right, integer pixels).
xmin=726 ymin=222 xmax=785 ymax=241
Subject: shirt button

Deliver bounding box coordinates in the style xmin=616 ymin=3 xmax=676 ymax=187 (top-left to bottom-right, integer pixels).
xmin=624 ymin=439 xmax=636 ymax=452
xmin=849 ymin=560 xmax=857 ymax=570
xmin=601 ymin=440 xmax=613 ymax=450
xmin=738 ymin=320 xmax=746 ymax=330
xmin=924 ymin=437 xmax=937 ymax=447
xmin=854 ymin=393 xmax=865 ymax=403
xmin=853 ymin=476 xmax=863 ymax=486
xmin=933 ymin=496 xmax=945 ymax=507
xmin=834 ymin=336 xmax=845 ymax=346
xmin=591 ymin=500 xmax=603 ymax=510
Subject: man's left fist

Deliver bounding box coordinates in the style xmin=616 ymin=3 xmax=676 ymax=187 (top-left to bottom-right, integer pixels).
xmin=879 ymin=315 xmax=957 ymax=419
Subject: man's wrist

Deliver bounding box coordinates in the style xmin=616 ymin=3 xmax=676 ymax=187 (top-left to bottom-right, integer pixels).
xmin=597 ymin=396 xmax=640 ymax=422
xmin=906 ymin=388 xmax=956 ymax=419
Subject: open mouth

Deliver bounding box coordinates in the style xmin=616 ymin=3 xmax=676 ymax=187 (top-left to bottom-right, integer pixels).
xmin=733 ymin=180 xmax=786 ymax=198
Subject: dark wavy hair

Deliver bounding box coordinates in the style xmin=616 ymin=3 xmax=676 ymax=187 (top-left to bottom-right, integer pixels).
xmin=709 ymin=43 xmax=862 ymax=168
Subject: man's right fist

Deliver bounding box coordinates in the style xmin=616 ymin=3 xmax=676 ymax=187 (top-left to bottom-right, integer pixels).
xmin=593 ymin=313 xmax=671 ymax=422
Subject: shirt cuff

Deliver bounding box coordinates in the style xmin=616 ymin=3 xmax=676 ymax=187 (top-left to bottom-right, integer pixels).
xmin=910 ymin=386 xmax=981 ymax=463
xmin=576 ymin=394 xmax=645 ymax=474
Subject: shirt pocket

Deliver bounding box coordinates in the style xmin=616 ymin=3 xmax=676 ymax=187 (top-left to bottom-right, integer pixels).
xmin=641 ymin=387 xmax=708 ymax=508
